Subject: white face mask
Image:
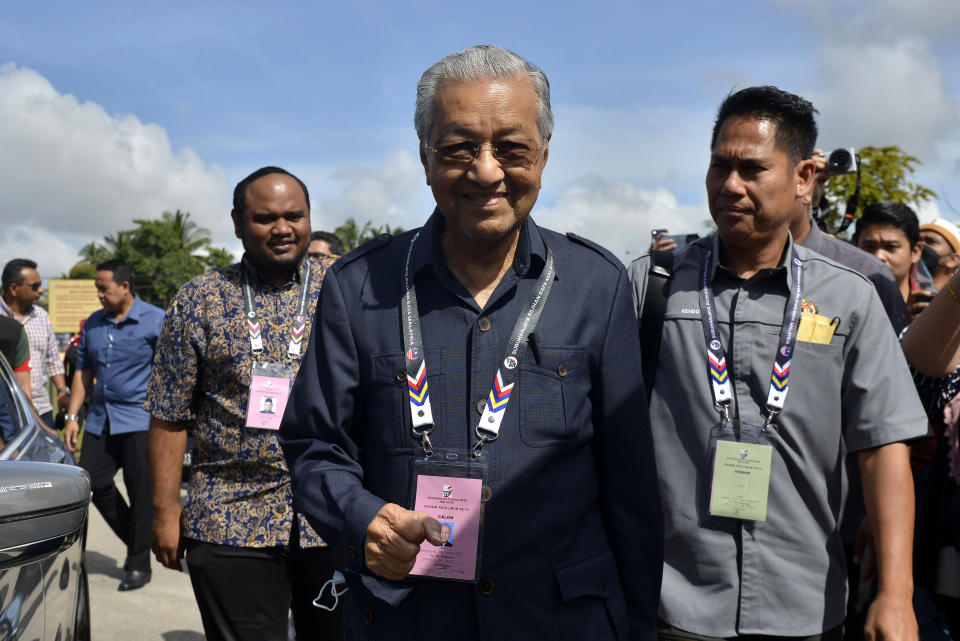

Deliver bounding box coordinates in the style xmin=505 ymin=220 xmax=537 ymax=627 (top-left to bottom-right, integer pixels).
xmin=312 ymin=571 xmax=348 ymax=612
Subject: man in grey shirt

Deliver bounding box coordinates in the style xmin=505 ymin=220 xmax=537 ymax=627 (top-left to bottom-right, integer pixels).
xmin=629 ymin=86 xmax=926 ymax=641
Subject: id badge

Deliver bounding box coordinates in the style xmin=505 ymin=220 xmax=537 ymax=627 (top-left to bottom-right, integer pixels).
xmin=244 ymin=361 xmax=296 ymax=430
xmin=707 ymin=420 xmax=774 ymax=521
xmin=409 ymin=449 xmax=487 ymax=582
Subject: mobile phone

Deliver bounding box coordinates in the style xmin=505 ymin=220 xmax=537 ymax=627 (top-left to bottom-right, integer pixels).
xmin=666 ymin=233 xmax=700 ymax=250
xmin=651 ymin=228 xmax=668 ymax=239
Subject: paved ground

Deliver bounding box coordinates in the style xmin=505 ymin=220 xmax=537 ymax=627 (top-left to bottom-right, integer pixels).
xmin=85 ymin=477 xmax=205 ymax=640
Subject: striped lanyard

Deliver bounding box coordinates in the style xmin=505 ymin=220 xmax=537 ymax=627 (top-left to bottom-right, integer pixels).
xmin=699 ymin=247 xmax=803 ymax=428
xmin=242 ymin=262 xmax=312 ymax=360
xmin=401 ymin=231 xmax=556 ymax=458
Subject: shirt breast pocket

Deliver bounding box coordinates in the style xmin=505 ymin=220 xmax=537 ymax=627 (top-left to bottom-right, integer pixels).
xmin=114 ymin=334 xmax=151 ymax=357
xmin=518 ymin=348 xmax=591 ymax=447
xmin=369 ymin=349 xmax=445 ymax=447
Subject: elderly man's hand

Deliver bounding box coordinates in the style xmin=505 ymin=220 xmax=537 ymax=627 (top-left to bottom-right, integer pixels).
xmin=364 ymin=503 xmax=443 ymax=581
xmin=863 ymin=591 xmax=918 ymax=641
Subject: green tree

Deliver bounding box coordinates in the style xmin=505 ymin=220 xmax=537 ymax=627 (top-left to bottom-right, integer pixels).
xmin=333 ymin=217 xmax=405 ymax=252
xmin=821 ymin=146 xmax=938 ymax=228
xmin=203 ymin=247 xmax=235 ymax=271
xmin=64 ymin=211 xmax=235 ymax=307
xmin=162 ymin=209 xmax=212 ymax=253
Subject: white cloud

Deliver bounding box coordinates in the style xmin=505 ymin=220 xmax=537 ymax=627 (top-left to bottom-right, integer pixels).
xmin=813 ymin=38 xmax=956 ymax=159
xmin=0 ymin=227 xmax=81 ymax=280
xmin=535 ymin=176 xmax=709 ymax=263
xmin=776 ymin=0 xmax=959 ymax=162
xmin=546 ymin=104 xmax=713 ymax=204
xmin=0 ymin=63 xmax=233 ymax=271
xmin=305 ymin=150 xmax=436 ymax=233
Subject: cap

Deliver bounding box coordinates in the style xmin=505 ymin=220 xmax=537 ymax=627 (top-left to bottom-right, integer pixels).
xmin=920 ymin=218 xmax=960 ymax=254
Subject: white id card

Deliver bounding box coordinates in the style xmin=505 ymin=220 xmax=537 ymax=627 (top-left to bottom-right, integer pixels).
xmin=244 ymin=362 xmax=295 ymax=430
xmin=707 ymin=420 xmax=774 ymax=521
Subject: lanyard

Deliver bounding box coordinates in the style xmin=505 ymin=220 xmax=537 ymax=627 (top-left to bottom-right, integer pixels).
xmin=699 ymin=246 xmax=803 ymax=427
xmin=401 ymin=231 xmax=556 ymax=458
xmin=242 ymin=261 xmax=312 ymax=360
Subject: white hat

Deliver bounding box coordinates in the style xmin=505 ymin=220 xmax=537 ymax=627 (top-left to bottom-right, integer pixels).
xmin=920 ymin=218 xmax=960 ymax=254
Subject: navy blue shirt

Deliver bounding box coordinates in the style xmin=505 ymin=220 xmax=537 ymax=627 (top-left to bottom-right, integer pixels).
xmin=78 ymin=296 xmax=165 ymax=435
xmin=281 ymin=212 xmax=663 ymax=640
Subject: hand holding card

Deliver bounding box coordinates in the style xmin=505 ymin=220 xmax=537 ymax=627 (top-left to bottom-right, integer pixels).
xmin=363 ymin=503 xmax=443 ymax=581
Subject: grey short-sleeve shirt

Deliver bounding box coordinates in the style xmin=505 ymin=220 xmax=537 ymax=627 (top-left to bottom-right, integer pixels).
xmin=628 ymin=233 xmax=927 ymax=637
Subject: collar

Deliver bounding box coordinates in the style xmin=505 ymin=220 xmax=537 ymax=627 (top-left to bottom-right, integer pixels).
xmin=410 ymin=208 xmax=548 ymax=280
xmin=239 ymin=253 xmax=307 ymax=288
xmin=111 ymin=295 xmax=145 ymax=324
xmin=800 ymin=215 xmax=827 ymax=253
xmin=709 ymin=232 xmax=795 ymax=288
xmin=0 ymin=297 xmax=35 ymax=319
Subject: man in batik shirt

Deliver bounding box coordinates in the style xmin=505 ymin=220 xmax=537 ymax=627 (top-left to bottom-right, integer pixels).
xmin=145 ymin=166 xmax=344 ymax=641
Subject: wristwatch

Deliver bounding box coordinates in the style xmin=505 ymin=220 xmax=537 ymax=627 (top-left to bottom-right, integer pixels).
xmin=57 ymin=387 xmax=70 ymax=395
xmin=64 ymin=414 xmax=80 ymax=422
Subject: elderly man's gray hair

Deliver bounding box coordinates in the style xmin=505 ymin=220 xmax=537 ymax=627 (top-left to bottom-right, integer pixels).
xmin=415 ymin=45 xmax=554 ymax=143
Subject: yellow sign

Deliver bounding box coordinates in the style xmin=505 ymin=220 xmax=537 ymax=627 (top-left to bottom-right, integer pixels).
xmin=48 ymin=280 xmax=100 ymax=333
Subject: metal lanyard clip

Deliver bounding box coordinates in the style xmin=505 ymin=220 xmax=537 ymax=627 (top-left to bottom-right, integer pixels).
xmin=412 ymin=424 xmax=434 ymax=457
xmin=716 ymin=400 xmax=731 ymax=423
xmin=470 ymin=426 xmax=499 ymax=459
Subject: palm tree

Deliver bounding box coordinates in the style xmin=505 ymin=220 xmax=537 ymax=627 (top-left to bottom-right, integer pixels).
xmin=162 ymin=210 xmax=211 ymax=254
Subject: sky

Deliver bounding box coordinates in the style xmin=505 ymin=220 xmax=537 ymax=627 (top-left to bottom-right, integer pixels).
xmin=2 ymin=0 xmax=959 ymax=278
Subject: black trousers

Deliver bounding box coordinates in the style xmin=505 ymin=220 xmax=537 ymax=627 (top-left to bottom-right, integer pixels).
xmin=78 ymin=424 xmax=152 ymax=572
xmin=185 ymin=538 xmax=345 ymax=641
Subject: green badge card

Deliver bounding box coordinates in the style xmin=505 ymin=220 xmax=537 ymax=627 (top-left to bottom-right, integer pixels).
xmin=709 ymin=439 xmax=773 ymax=521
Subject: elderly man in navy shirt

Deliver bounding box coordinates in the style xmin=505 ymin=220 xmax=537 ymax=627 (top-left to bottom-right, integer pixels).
xmin=64 ymin=259 xmax=165 ymax=591
xmin=280 ymin=45 xmax=662 ymax=640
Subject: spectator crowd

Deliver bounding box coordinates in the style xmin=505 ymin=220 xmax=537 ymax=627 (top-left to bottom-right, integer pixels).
xmin=3 ymin=44 xmax=960 ymax=641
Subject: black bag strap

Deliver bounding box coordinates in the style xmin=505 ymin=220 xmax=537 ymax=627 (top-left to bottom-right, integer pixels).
xmin=641 ymin=250 xmax=674 ymax=400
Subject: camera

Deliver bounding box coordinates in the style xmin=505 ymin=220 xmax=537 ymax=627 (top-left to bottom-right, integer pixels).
xmin=826 ymin=147 xmax=858 ymax=176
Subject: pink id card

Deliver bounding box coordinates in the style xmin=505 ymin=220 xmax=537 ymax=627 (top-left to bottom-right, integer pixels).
xmin=244 ymin=374 xmax=291 ymax=430
xmin=409 ymin=474 xmax=483 ymax=581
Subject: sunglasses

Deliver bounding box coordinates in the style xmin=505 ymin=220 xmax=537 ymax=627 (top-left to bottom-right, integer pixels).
xmin=26 ymin=281 xmax=42 ymax=291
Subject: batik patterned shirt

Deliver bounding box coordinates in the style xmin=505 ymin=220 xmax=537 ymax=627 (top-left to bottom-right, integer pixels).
xmin=145 ymin=255 xmax=326 ymax=547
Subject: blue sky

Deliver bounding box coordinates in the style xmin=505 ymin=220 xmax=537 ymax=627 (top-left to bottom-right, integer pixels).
xmin=2 ymin=0 xmax=959 ymax=275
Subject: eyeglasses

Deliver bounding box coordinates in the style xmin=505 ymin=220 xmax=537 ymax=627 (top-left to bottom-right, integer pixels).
xmin=25 ymin=281 xmax=42 ymax=291
xmin=309 ymin=252 xmax=340 ymax=262
xmin=425 ymin=139 xmax=545 ymax=169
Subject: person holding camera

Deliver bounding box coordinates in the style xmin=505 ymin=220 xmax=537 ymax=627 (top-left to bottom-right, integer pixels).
xmin=788 ymin=150 xmax=911 ymax=333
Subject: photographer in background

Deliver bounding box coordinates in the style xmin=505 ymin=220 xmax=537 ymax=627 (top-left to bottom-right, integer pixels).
xmin=790 ymin=149 xmax=911 ymax=333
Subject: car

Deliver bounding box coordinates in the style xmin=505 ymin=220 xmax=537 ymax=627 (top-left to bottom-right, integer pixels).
xmin=0 ymin=352 xmax=91 ymax=641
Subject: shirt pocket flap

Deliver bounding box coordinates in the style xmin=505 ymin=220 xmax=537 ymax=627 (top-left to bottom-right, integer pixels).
xmin=371 ymin=349 xmax=445 ymax=384
xmin=520 ymin=348 xmax=587 ymax=379
xmin=554 ymin=548 xmax=617 ymax=602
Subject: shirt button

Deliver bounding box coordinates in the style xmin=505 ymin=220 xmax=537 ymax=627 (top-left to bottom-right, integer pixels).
xmin=475 ymin=400 xmax=486 ymax=415
xmin=479 ymin=577 xmax=495 ymax=595
xmin=477 ymin=317 xmax=491 ymax=332
xmin=362 ymin=607 xmax=375 ymax=624
xmin=480 ymin=485 xmax=492 ymax=502
xmin=395 ymin=369 xmax=406 ymax=385
xmin=557 ymin=364 xmax=568 ymax=377
xmin=348 ymin=544 xmax=358 ymax=558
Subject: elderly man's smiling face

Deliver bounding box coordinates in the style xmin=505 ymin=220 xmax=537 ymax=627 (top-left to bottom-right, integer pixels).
xmin=420 ymin=76 xmax=549 ymax=246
